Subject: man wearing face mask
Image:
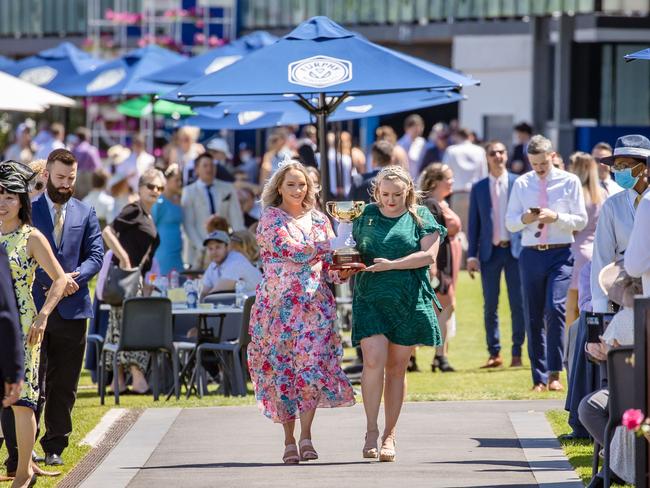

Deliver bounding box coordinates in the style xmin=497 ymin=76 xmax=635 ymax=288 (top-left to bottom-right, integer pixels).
xmin=591 ymin=135 xmax=650 ymax=314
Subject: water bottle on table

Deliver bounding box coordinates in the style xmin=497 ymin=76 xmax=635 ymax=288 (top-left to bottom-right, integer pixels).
xmin=235 ymin=278 xmax=247 ymax=308
xmin=184 ymin=279 xmax=198 ymax=309
xmin=169 ymin=269 xmax=180 ymax=289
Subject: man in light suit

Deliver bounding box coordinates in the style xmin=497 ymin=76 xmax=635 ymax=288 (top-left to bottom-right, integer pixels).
xmin=467 ymin=140 xmax=525 ymax=369
xmin=5 ymin=148 xmax=103 ymax=469
xmin=182 ymin=152 xmax=244 ymax=269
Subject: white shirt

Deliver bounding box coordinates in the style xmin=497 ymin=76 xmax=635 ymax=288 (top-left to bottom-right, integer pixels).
xmin=82 ymin=189 xmax=115 ymax=224
xmin=44 ymin=192 xmax=68 ymax=226
xmin=505 ymin=168 xmax=587 ymax=246
xmin=602 ymin=177 xmax=623 ymax=197
xmin=442 ymin=140 xmax=488 ymax=192
xmin=397 ymin=134 xmax=426 ymax=179
xmin=624 ymin=192 xmax=650 ymax=299
xmin=489 ymin=172 xmax=509 ymax=243
xmin=591 ymin=188 xmax=647 ymax=312
xmin=202 ymin=250 xmax=262 ymax=295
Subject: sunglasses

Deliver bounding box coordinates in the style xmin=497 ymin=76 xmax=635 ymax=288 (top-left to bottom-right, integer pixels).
xmin=488 ymin=149 xmax=506 ymax=157
xmin=534 ymin=223 xmax=544 ymax=238
xmin=34 ymin=181 xmax=44 ymax=191
xmin=145 ymin=183 xmax=164 ymax=192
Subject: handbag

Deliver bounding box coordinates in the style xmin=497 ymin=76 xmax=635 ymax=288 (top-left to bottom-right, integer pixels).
xmin=102 ymin=245 xmax=152 ymax=306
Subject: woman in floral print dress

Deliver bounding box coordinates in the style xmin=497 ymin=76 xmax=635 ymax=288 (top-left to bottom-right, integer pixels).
xmin=248 ymin=160 xmax=356 ymax=464
xmin=0 ymin=160 xmax=66 ymax=488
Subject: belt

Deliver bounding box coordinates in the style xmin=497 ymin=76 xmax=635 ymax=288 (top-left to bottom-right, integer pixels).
xmin=524 ymin=244 xmax=571 ymax=251
xmin=493 ymin=241 xmax=510 ymax=248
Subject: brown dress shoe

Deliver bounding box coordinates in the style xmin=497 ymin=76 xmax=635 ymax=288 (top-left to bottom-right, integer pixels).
xmin=531 ymin=383 xmax=547 ymax=392
xmin=548 ymin=372 xmax=564 ymax=391
xmin=480 ymin=355 xmax=503 ymax=369
xmin=510 ymin=356 xmax=523 ymax=367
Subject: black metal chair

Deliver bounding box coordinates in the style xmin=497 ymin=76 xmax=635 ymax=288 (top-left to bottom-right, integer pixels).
xmin=602 ymin=346 xmax=635 ymax=487
xmin=99 ymin=297 xmax=180 ymax=405
xmin=195 ymin=295 xmax=255 ymax=397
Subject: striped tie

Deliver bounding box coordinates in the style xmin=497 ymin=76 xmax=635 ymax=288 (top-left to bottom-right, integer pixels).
xmin=53 ymin=204 xmax=63 ymax=247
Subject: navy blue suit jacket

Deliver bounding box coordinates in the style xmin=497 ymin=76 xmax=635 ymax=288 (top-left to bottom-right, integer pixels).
xmin=0 ymin=245 xmax=23 ymax=384
xmin=467 ymin=173 xmax=522 ymax=262
xmin=32 ymin=194 xmax=104 ymax=320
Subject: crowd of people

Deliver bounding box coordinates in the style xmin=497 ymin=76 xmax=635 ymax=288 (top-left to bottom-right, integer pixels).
xmin=0 ymin=114 xmax=649 ymax=482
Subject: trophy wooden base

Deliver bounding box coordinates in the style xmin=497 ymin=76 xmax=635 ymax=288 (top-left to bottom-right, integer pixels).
xmin=331 ymin=251 xmax=366 ymax=271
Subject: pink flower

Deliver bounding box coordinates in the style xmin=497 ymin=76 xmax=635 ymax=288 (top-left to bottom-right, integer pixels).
xmin=194 ymin=33 xmax=206 ymax=45
xmin=105 ymin=8 xmax=115 ymax=20
xmin=208 ymin=35 xmax=220 ymax=47
xmin=622 ymin=409 xmax=645 ymax=431
xmin=195 ymin=20 xmax=205 ymax=29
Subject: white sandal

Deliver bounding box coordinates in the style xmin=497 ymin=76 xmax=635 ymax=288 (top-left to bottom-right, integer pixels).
xmin=282 ymin=444 xmax=300 ymax=464
xmin=299 ymin=439 xmax=318 ymax=461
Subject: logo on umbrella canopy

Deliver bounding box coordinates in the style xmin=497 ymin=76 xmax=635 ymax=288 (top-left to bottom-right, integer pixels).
xmin=288 ymin=55 xmax=352 ymax=88
xmin=237 ymin=111 xmax=265 ymax=125
xmin=87 ymin=68 xmax=126 ymax=93
xmin=19 ymin=66 xmax=58 ymax=86
xmin=205 ymin=55 xmax=242 ymax=75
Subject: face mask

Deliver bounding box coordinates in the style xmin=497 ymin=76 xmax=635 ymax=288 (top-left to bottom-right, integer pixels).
xmin=612 ymin=165 xmax=641 ymax=190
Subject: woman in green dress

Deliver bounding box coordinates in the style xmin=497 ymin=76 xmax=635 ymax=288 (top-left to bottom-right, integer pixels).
xmin=0 ymin=160 xmax=67 ymax=488
xmin=352 ymin=165 xmax=446 ymax=462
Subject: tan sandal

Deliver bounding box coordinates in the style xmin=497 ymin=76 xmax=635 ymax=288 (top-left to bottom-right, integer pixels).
xmin=282 ymin=444 xmax=300 ymax=464
xmin=379 ymin=433 xmax=396 ymax=462
xmin=298 ymin=439 xmax=318 ymax=461
xmin=362 ymin=430 xmax=379 ymax=459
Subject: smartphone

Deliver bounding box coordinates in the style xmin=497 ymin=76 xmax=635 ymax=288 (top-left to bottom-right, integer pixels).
xmin=585 ymin=312 xmax=615 ymax=343
xmin=529 ymin=207 xmax=541 ymax=214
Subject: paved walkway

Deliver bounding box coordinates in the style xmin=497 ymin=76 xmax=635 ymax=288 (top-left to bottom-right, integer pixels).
xmin=79 ymin=400 xmax=583 ymax=488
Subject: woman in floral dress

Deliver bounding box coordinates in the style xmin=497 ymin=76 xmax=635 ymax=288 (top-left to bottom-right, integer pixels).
xmin=248 ymin=160 xmax=355 ymax=464
xmin=0 ymin=160 xmax=66 ymax=488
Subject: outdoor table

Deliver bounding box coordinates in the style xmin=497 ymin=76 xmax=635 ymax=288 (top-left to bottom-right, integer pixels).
xmin=99 ymin=303 xmax=242 ymax=398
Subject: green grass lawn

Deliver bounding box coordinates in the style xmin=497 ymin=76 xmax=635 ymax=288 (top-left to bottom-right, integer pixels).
xmin=1 ymin=271 xmax=569 ymax=486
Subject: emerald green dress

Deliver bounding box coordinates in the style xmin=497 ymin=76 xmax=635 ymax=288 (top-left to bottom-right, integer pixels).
xmin=351 ymin=204 xmax=447 ymax=347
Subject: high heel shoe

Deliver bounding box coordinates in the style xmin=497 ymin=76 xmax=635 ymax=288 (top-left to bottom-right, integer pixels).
xmin=379 ymin=433 xmax=396 ymax=462
xmin=437 ymin=355 xmax=455 ymax=372
xmin=362 ymin=430 xmax=379 ymax=459
xmin=431 ymin=356 xmax=440 ymax=372
xmin=407 ymin=354 xmax=420 ymax=372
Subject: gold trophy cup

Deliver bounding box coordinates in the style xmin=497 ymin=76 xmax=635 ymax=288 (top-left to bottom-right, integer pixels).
xmin=326 ymin=201 xmax=366 ymax=270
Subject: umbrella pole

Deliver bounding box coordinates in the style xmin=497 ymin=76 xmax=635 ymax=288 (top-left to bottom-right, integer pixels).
xmin=317 ymin=93 xmax=331 ymax=202
xmin=148 ymin=94 xmax=155 ymax=155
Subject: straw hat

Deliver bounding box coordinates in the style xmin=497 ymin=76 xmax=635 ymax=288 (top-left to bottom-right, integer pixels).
xmin=107 ymin=144 xmax=131 ymax=166
xmin=598 ymin=261 xmax=642 ymax=307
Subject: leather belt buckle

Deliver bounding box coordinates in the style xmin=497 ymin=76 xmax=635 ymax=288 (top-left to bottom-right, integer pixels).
xmin=498 ymin=241 xmax=510 ymax=248
xmin=537 ymin=244 xmax=550 ymax=251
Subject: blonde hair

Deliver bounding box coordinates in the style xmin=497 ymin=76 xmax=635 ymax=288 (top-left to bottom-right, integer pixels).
xmin=28 ymin=159 xmax=47 ymax=175
xmin=371 ymin=165 xmax=422 ymax=226
xmin=138 ymin=168 xmax=166 ymax=188
xmin=260 ymin=160 xmax=318 ymax=210
xmin=570 ymin=152 xmax=603 ymax=206
xmin=418 ymin=163 xmax=452 ymax=194
xmin=229 ymin=230 xmax=260 ymax=264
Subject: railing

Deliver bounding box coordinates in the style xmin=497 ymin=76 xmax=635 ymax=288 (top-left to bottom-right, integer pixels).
xmin=242 ymin=0 xmax=650 ymax=29
xmin=0 ymin=0 xmax=89 ymax=37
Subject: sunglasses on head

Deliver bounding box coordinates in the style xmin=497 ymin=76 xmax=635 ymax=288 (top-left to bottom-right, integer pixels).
xmin=488 ymin=149 xmax=506 ymax=157
xmin=145 ymin=183 xmax=164 ymax=192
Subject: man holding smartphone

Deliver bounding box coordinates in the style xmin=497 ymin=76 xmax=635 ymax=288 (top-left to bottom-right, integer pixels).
xmin=506 ymin=135 xmax=588 ymax=392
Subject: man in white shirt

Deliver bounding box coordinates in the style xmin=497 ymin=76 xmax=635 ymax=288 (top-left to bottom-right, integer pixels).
xmin=118 ymin=134 xmax=155 ymax=192
xmin=506 ymin=135 xmax=587 ymax=392
xmin=200 ymin=230 xmax=262 ymax=299
xmin=443 ymin=127 xmax=488 ymax=228
xmin=591 ymin=135 xmax=650 ymax=313
xmin=397 ymin=114 xmax=426 ymax=180
xmin=625 ymin=193 xmax=650 ymax=297
xmin=467 ymin=141 xmax=524 ymax=369
xmin=182 ymin=153 xmax=244 ymax=270
xmin=591 ymin=141 xmax=623 ymax=197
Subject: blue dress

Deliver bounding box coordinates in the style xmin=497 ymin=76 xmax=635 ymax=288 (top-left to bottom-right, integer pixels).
xmin=152 ymin=195 xmax=184 ymax=275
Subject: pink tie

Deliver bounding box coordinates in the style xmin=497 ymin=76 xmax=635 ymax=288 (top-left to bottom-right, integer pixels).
xmin=490 ymin=179 xmax=501 ymax=245
xmin=538 ymin=178 xmax=549 ymax=244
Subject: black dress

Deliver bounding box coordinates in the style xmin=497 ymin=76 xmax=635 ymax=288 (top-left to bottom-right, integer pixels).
xmin=105 ymin=201 xmax=160 ymax=372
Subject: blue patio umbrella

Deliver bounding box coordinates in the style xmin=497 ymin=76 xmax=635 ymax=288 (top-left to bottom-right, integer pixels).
xmin=0 ymin=55 xmax=15 ymax=70
xmin=2 ymin=42 xmax=103 ymax=92
xmin=57 ymin=45 xmax=186 ymax=97
xmin=175 ymin=16 xmax=478 ymax=197
xmin=624 ymin=48 xmax=650 ymax=61
xmin=187 ymin=90 xmax=464 ymax=130
xmin=147 ymin=31 xmax=278 ymax=87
